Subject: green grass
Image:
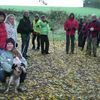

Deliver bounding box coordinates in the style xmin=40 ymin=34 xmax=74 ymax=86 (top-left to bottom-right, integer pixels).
xmin=0 ymin=6 xmax=100 ymax=16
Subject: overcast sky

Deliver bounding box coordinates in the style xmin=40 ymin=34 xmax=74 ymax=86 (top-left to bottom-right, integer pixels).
xmin=0 ymin=0 xmax=83 ymax=7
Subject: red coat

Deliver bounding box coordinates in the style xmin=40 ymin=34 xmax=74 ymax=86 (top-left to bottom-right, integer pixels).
xmin=64 ymin=18 xmax=78 ymax=36
xmin=0 ymin=23 xmax=7 ymax=49
xmin=87 ymin=20 xmax=100 ymax=38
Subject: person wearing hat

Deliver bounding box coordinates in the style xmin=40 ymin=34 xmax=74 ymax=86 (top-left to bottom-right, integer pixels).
xmin=17 ymin=11 xmax=33 ymax=59
xmin=5 ymin=14 xmax=18 ymax=47
xmin=86 ymin=14 xmax=100 ymax=57
xmin=32 ymin=14 xmax=41 ymax=50
xmin=39 ymin=15 xmax=50 ymax=54
xmin=0 ymin=38 xmax=27 ymax=90
xmin=0 ymin=11 xmax=7 ymax=49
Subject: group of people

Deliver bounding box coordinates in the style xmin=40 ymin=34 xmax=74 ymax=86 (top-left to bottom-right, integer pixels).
xmin=0 ymin=11 xmax=28 ymax=91
xmin=17 ymin=11 xmax=51 ymax=58
xmin=0 ymin=10 xmax=51 ymax=90
xmin=64 ymin=13 xmax=100 ymax=57
xmin=0 ymin=10 xmax=100 ymax=91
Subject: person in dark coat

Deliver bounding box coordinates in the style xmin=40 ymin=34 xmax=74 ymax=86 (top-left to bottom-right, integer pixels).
xmin=78 ymin=17 xmax=84 ymax=47
xmin=17 ymin=11 xmax=32 ymax=59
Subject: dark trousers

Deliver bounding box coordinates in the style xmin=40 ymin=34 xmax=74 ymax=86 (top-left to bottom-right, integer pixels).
xmin=66 ymin=35 xmax=75 ymax=54
xmin=81 ymin=36 xmax=87 ymax=50
xmin=78 ymin=32 xmax=83 ymax=47
xmin=32 ymin=33 xmax=40 ymax=49
xmin=21 ymin=34 xmax=30 ymax=57
xmin=40 ymin=35 xmax=49 ymax=54
xmin=97 ymin=32 xmax=100 ymax=47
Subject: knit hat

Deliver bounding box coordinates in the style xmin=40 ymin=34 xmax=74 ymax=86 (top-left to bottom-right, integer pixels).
xmin=35 ymin=14 xmax=39 ymax=18
xmin=6 ymin=38 xmax=15 ymax=48
xmin=0 ymin=11 xmax=6 ymax=21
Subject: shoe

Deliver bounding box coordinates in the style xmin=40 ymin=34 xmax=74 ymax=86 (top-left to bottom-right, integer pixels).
xmin=45 ymin=52 xmax=50 ymax=54
xmin=93 ymin=54 xmax=97 ymax=57
xmin=18 ymin=87 xmax=27 ymax=92
xmin=32 ymin=47 xmax=35 ymax=50
xmin=23 ymin=55 xmax=30 ymax=59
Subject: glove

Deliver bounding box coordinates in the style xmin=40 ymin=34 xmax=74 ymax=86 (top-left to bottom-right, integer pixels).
xmin=21 ymin=63 xmax=25 ymax=68
xmin=16 ymin=43 xmax=18 ymax=47
xmin=90 ymin=27 xmax=94 ymax=31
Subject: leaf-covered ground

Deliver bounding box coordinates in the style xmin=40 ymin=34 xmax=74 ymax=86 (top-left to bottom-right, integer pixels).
xmin=0 ymin=41 xmax=100 ymax=100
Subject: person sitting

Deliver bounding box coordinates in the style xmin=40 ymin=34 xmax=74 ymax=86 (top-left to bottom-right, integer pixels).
xmin=0 ymin=38 xmax=27 ymax=91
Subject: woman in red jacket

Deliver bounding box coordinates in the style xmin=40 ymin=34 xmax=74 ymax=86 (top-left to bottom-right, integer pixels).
xmin=0 ymin=11 xmax=7 ymax=49
xmin=64 ymin=13 xmax=78 ymax=54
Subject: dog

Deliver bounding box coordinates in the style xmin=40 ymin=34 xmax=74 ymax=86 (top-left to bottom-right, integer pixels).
xmin=4 ymin=57 xmax=26 ymax=93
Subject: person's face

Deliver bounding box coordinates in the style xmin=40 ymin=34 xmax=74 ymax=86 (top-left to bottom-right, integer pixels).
xmin=6 ymin=42 xmax=14 ymax=51
xmin=70 ymin=15 xmax=74 ymax=18
xmin=35 ymin=16 xmax=39 ymax=21
xmin=91 ymin=16 xmax=96 ymax=21
xmin=8 ymin=16 xmax=14 ymax=25
xmin=0 ymin=15 xmax=5 ymax=23
xmin=42 ymin=16 xmax=46 ymax=21
xmin=24 ymin=12 xmax=29 ymax=18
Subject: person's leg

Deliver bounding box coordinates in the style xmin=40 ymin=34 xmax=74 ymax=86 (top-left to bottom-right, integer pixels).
xmin=37 ymin=34 xmax=40 ymax=50
xmin=40 ymin=35 xmax=45 ymax=54
xmin=21 ymin=34 xmax=30 ymax=58
xmin=66 ymin=35 xmax=70 ymax=54
xmin=45 ymin=35 xmax=49 ymax=54
xmin=92 ymin=37 xmax=97 ymax=57
xmin=71 ymin=35 xmax=75 ymax=54
xmin=32 ymin=34 xmax=36 ymax=49
xmin=24 ymin=34 xmax=30 ymax=57
xmin=82 ymin=36 xmax=87 ymax=50
xmin=87 ymin=36 xmax=92 ymax=55
xmin=21 ymin=34 xmax=26 ymax=55
xmin=78 ymin=32 xmax=83 ymax=47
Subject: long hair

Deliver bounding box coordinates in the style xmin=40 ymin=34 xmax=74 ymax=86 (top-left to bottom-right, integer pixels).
xmin=12 ymin=48 xmax=22 ymax=59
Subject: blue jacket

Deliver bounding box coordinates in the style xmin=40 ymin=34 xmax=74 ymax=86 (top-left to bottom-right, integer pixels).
xmin=0 ymin=49 xmax=27 ymax=73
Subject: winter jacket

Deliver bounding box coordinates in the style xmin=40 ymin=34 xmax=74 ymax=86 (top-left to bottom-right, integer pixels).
xmin=0 ymin=49 xmax=27 ymax=73
xmin=0 ymin=23 xmax=7 ymax=49
xmin=87 ymin=20 xmax=100 ymax=38
xmin=32 ymin=19 xmax=41 ymax=33
xmin=39 ymin=21 xmax=50 ymax=35
xmin=17 ymin=16 xmax=32 ymax=34
xmin=64 ymin=18 xmax=78 ymax=36
xmin=5 ymin=23 xmax=17 ymax=43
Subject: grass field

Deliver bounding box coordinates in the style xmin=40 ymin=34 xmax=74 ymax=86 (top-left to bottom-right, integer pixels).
xmin=0 ymin=6 xmax=100 ymax=16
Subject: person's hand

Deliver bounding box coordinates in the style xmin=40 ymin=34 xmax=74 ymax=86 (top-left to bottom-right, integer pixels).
xmin=90 ymin=27 xmax=94 ymax=31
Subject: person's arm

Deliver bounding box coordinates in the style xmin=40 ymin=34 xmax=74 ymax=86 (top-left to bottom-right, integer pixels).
xmin=0 ymin=52 xmax=12 ymax=72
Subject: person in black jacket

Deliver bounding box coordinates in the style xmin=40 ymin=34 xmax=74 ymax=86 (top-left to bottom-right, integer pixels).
xmin=17 ymin=11 xmax=32 ymax=59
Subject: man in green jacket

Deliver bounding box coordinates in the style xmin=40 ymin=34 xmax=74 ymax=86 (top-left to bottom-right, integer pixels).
xmin=39 ymin=15 xmax=50 ymax=54
xmin=32 ymin=14 xmax=41 ymax=50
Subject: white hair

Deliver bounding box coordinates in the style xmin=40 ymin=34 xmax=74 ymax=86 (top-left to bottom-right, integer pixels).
xmin=5 ymin=14 xmax=16 ymax=26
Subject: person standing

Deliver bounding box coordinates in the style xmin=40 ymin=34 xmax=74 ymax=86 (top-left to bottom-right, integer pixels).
xmin=5 ymin=14 xmax=17 ymax=47
xmin=17 ymin=11 xmax=32 ymax=59
xmin=0 ymin=11 xmax=7 ymax=50
xmin=78 ymin=17 xmax=84 ymax=47
xmin=64 ymin=13 xmax=78 ymax=54
xmin=32 ymin=14 xmax=41 ymax=50
xmin=86 ymin=14 xmax=100 ymax=57
xmin=39 ymin=15 xmax=50 ymax=54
